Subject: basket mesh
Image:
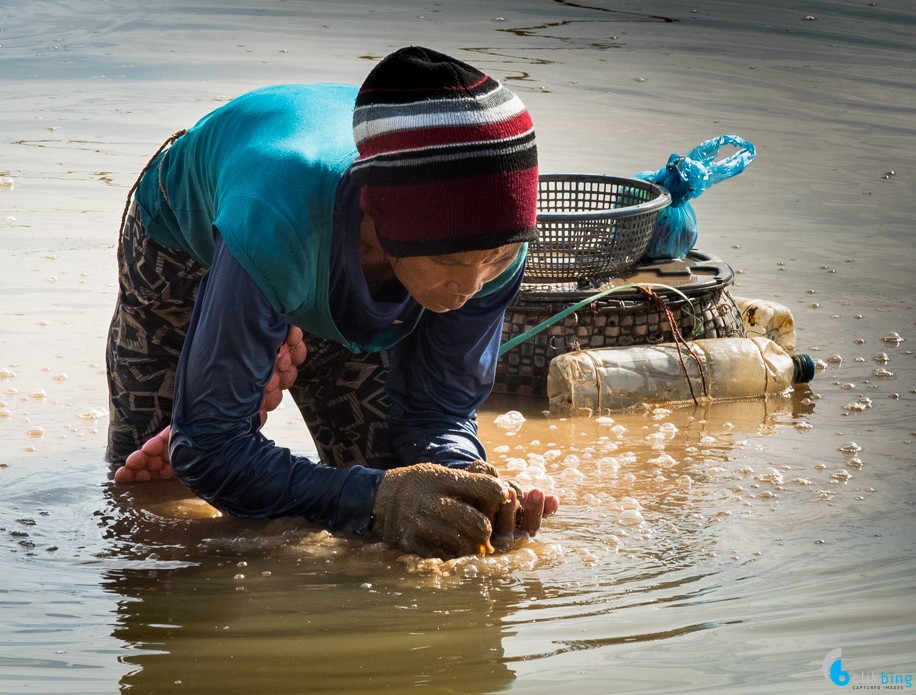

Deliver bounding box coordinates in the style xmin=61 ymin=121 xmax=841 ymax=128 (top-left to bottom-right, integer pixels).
xmin=526 ymin=174 xmax=670 ymax=283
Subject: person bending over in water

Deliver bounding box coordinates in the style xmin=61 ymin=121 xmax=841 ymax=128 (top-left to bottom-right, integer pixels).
xmin=105 ymin=46 xmax=559 ymax=558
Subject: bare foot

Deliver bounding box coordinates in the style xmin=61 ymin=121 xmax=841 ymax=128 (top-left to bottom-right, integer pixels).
xmin=116 ymin=327 xmax=307 ymax=483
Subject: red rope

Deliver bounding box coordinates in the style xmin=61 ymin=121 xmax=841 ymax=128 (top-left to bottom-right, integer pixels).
xmin=636 ymin=285 xmax=709 ymax=404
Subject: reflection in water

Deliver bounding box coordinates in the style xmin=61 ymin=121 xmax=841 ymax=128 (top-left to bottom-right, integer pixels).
xmin=102 ymin=486 xmax=520 ymax=693
xmin=87 ymin=392 xmax=814 ymax=693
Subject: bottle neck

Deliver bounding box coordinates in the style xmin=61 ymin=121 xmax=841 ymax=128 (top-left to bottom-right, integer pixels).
xmin=791 ymin=353 xmax=816 ymax=384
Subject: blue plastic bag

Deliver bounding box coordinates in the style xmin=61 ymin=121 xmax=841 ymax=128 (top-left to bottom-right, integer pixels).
xmin=634 ymin=134 xmax=756 ymax=261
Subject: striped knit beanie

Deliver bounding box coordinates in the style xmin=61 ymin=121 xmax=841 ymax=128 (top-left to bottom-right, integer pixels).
xmin=350 ymin=46 xmax=539 ymax=257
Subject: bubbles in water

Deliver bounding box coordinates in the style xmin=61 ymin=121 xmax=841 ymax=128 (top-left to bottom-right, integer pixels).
xmin=882 ymin=332 xmax=904 ymax=346
xmin=526 ymin=453 xmax=547 ymax=469
xmin=595 ymin=456 xmax=620 ymax=474
xmin=561 ymin=454 xmax=580 ymax=467
xmin=78 ymin=408 xmax=108 ymax=420
xmin=0 ymin=368 xmax=15 ymax=379
xmin=0 ymin=176 xmax=14 ymax=190
xmin=840 ymin=441 xmax=861 ymax=454
xmin=504 ymin=457 xmax=526 ymax=472
xmin=827 ymin=354 xmax=843 ymax=364
xmin=26 ymin=426 xmax=44 ymax=438
xmin=30 ymin=390 xmax=47 ymax=400
xmin=831 ymin=469 xmax=852 ymax=482
xmin=559 ymin=467 xmax=586 ymax=483
xmin=494 ymin=410 xmax=525 ymax=433
xmin=873 ymin=368 xmax=893 ymax=378
xmin=757 ymin=468 xmax=784 ymax=485
xmin=658 ymin=422 xmax=679 ymax=437
xmin=617 ymin=509 xmax=644 ymax=526
xmin=873 ymin=352 xmax=890 ymax=364
xmin=843 ymin=397 xmax=873 ymax=412
xmin=647 ymin=453 xmax=678 ymax=467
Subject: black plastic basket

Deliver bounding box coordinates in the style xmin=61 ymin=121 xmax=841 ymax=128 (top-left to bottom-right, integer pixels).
xmin=525 ymin=174 xmax=670 ymax=283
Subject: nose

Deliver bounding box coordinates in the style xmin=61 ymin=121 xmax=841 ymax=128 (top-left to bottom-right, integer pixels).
xmin=444 ymin=279 xmax=480 ymax=296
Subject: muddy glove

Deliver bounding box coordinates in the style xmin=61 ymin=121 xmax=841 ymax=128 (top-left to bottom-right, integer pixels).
xmin=463 ymin=459 xmax=500 ymax=478
xmin=371 ymin=462 xmax=509 ymax=558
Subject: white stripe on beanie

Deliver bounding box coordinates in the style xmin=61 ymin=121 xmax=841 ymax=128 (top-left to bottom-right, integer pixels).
xmin=350 ymin=128 xmax=536 ymax=171
xmin=354 ymin=89 xmax=526 ymax=143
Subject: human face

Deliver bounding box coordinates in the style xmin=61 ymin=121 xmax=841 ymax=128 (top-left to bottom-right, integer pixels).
xmin=390 ymin=244 xmax=521 ymax=313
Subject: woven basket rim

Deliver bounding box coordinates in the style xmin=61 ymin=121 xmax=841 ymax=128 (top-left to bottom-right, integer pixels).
xmin=536 ymin=173 xmax=671 ymax=221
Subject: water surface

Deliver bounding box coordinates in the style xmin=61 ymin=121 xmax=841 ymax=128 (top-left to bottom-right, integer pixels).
xmin=1 ymin=1 xmax=914 ymax=693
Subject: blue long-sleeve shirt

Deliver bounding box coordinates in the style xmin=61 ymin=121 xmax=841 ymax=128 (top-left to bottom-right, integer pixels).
xmin=169 ymin=173 xmax=523 ymax=534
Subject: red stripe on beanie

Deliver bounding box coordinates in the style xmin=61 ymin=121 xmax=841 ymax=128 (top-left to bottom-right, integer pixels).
xmin=362 ymin=167 xmax=539 ymax=255
xmin=356 ymin=111 xmax=534 ymax=159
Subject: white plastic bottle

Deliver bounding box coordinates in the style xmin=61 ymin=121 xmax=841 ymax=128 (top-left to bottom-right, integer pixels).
xmin=547 ymin=336 xmax=815 ymax=414
xmin=733 ymin=296 xmax=797 ymax=353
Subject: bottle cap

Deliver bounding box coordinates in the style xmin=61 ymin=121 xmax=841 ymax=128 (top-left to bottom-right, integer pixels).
xmin=791 ymin=353 xmax=816 ymax=384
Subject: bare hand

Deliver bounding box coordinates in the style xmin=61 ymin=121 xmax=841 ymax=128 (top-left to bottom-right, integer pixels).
xmin=491 ymin=485 xmax=560 ymax=551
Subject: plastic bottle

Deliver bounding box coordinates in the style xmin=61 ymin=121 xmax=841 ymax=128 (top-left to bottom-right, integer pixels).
xmin=547 ymin=336 xmax=815 ymax=414
xmin=733 ymin=296 xmax=797 ymax=353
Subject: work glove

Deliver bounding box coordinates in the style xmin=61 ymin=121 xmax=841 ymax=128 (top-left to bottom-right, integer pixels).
xmin=371 ymin=462 xmax=509 ymax=558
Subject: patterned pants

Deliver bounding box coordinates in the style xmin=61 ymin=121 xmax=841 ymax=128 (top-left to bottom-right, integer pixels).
xmin=105 ymin=200 xmax=399 ymax=470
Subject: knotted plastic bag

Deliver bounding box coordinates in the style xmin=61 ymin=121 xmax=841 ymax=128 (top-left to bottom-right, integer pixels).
xmin=634 ymin=134 xmax=756 ymax=261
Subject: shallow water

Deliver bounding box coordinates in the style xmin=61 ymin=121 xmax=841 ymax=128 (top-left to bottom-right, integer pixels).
xmin=2 ymin=1 xmax=915 ymax=693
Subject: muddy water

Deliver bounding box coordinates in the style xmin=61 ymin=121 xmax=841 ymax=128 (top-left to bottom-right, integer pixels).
xmin=1 ymin=1 xmax=914 ymax=693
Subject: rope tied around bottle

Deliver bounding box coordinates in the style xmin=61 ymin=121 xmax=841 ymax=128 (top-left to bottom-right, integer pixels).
xmin=635 ymin=286 xmax=709 ymax=405
xmin=498 ymin=281 xmax=715 ymax=408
